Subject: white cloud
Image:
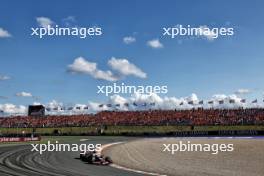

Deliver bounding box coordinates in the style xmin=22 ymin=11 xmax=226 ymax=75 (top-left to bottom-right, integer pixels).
xmin=208 ymin=94 xmax=249 ymax=109
xmin=68 ymin=57 xmax=118 ymax=81
xmin=62 ymin=16 xmax=76 ymax=26
xmin=2 ymin=92 xmax=263 ymax=116
xmin=185 ymin=93 xmax=199 ymax=102
xmin=36 ymin=17 xmax=54 ymax=28
xmin=0 ymin=75 xmax=10 ymax=80
xmin=0 ymin=28 xmax=11 ymax=38
xmin=0 ymin=104 xmax=27 ymax=114
xmin=38 ymin=93 xmax=196 ymax=115
xmin=86 ymin=92 xmax=263 ymax=112
xmin=33 ymin=102 xmax=42 ymax=105
xmin=16 ymin=92 xmax=33 ymax=97
xmin=123 ymin=36 xmax=136 ymax=44
xmin=147 ymin=39 xmax=163 ymax=48
xmin=235 ymin=89 xmax=250 ymax=95
xmin=46 ymin=100 xmax=63 ymax=109
xmin=108 ymin=94 xmax=128 ymax=109
xmin=68 ymin=57 xmax=147 ymax=81
xmin=87 ymin=102 xmax=105 ymax=112
xmin=108 ymin=57 xmax=147 ymax=78
xmin=211 ymin=94 xmax=228 ymax=101
xmin=198 ymin=26 xmax=217 ymax=41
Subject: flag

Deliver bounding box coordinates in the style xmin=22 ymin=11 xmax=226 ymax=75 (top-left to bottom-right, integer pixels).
xmin=252 ymin=99 xmax=257 ymax=103
xmin=150 ymin=102 xmax=155 ymax=106
xmin=199 ymin=100 xmax=203 ymax=105
xmin=219 ymin=100 xmax=224 ymax=104
xmin=68 ymin=107 xmax=73 ymax=110
xmin=208 ymin=101 xmax=214 ymax=104
xmin=229 ymin=99 xmax=235 ymax=104
xmin=240 ymin=99 xmax=246 ymax=103
xmin=188 ymin=101 xmax=194 ymax=105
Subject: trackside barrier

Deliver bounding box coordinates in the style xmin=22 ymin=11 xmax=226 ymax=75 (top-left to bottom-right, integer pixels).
xmin=0 ymin=136 xmax=41 ymax=142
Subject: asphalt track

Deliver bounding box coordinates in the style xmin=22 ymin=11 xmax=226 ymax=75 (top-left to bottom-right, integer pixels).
xmin=1 ymin=136 xmax=263 ymax=176
xmin=0 ymin=136 xmax=143 ymax=176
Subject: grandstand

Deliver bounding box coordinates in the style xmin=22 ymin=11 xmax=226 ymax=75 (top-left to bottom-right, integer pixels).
xmin=0 ymin=108 xmax=263 ymax=128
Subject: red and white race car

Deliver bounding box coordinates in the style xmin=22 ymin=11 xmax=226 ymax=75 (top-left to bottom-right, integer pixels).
xmin=80 ymin=151 xmax=113 ymax=165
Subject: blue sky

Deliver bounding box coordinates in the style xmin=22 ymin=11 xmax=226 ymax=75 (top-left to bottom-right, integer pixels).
xmin=0 ymin=0 xmax=264 ymax=107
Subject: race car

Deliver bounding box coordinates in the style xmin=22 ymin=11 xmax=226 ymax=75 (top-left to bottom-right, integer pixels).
xmin=80 ymin=151 xmax=113 ymax=165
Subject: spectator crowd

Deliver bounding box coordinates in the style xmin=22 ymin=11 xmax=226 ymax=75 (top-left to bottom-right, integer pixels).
xmin=0 ymin=108 xmax=263 ymax=128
